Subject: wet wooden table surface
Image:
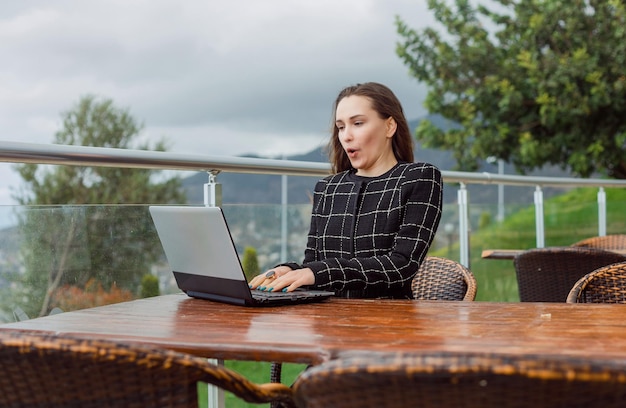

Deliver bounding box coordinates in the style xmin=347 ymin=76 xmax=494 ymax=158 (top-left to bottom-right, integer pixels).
xmin=3 ymin=293 xmax=626 ymax=365
xmin=481 ymin=249 xmax=525 ymax=259
xmin=482 ymin=248 xmax=626 ymax=259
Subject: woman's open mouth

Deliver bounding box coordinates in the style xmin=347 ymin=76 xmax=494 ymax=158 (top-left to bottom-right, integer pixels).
xmin=346 ymin=148 xmax=358 ymax=158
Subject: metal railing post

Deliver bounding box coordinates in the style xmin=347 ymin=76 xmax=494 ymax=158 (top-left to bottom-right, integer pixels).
xmin=598 ymin=187 xmax=607 ymax=236
xmin=497 ymin=159 xmax=504 ymax=222
xmin=204 ymin=170 xmax=222 ymax=207
xmin=534 ymin=186 xmax=545 ymax=248
xmin=281 ymin=172 xmax=288 ymax=263
xmin=203 ymin=169 xmax=225 ymax=408
xmin=458 ymin=183 xmax=470 ymax=267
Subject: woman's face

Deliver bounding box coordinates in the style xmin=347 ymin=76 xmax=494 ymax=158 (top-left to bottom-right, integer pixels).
xmin=335 ymin=95 xmax=397 ymax=177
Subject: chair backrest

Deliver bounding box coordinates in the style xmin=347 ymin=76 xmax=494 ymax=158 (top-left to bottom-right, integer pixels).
xmin=292 ymin=351 xmax=626 ymax=408
xmin=513 ymin=247 xmax=626 ymax=302
xmin=0 ymin=330 xmax=294 ymax=408
xmin=567 ymin=261 xmax=626 ymax=303
xmin=412 ymin=256 xmax=477 ymax=301
xmin=271 ymin=256 xmax=478 ymax=401
xmin=571 ymin=234 xmax=626 ymax=251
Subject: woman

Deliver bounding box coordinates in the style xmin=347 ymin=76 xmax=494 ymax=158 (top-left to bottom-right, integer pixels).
xmin=250 ymin=82 xmax=443 ymax=298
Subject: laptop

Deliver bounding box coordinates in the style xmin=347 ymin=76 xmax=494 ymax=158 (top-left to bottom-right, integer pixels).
xmin=149 ymin=205 xmax=334 ymax=306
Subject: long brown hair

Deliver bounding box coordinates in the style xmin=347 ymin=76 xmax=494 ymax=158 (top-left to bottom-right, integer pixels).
xmin=327 ymin=82 xmax=414 ymax=173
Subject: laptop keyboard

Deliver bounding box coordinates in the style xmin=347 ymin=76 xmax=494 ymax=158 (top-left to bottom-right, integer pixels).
xmin=251 ymin=288 xmax=333 ymax=301
xmin=252 ymin=289 xmax=313 ymax=300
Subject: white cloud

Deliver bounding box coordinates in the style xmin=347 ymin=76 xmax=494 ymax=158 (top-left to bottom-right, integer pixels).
xmin=0 ymin=0 xmax=435 ymax=204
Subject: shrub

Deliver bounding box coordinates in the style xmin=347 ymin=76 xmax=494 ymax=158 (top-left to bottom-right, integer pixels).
xmin=140 ymin=274 xmax=160 ymax=298
xmin=242 ymin=246 xmax=260 ymax=281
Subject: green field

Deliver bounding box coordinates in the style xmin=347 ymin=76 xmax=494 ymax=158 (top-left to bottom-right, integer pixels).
xmin=199 ymin=361 xmax=306 ymax=407
xmin=456 ymin=187 xmax=626 ymax=302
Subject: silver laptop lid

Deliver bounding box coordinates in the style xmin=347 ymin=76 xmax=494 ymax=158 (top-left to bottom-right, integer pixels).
xmin=149 ymin=205 xmax=334 ymax=306
xmin=149 ymin=206 xmax=246 ymax=282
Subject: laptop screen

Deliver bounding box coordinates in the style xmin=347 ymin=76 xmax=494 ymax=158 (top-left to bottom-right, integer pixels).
xmin=149 ymin=206 xmax=248 ymax=282
xmin=149 ymin=205 xmax=333 ymax=306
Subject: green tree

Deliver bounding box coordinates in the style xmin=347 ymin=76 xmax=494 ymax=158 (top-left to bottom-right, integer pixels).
xmin=12 ymin=95 xmax=185 ymax=317
xmin=242 ymin=246 xmax=260 ymax=281
xmin=396 ymin=0 xmax=626 ymax=178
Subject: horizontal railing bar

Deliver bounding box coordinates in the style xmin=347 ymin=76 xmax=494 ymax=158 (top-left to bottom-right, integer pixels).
xmin=0 ymin=141 xmax=330 ymax=177
xmin=442 ymin=171 xmax=626 ymax=188
xmin=1 ymin=140 xmax=626 ymax=188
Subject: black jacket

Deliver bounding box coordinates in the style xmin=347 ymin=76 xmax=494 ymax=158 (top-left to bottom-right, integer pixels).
xmin=285 ymin=162 xmax=443 ymax=299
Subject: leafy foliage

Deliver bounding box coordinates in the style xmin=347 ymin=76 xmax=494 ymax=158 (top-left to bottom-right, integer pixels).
xmin=12 ymin=95 xmax=186 ymax=317
xmin=396 ymin=0 xmax=626 ymax=178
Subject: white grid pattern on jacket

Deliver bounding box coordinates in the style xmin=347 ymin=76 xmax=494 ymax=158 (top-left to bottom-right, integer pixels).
xmin=294 ymin=162 xmax=443 ymax=299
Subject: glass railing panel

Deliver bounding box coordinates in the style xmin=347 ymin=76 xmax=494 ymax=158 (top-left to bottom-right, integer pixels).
xmin=436 ymin=186 xmax=625 ymax=302
xmin=0 ymin=204 xmax=172 ymax=323
xmin=605 ymin=190 xmax=626 ymax=235
xmin=431 ymin=201 xmax=523 ymax=302
xmin=543 ymin=193 xmax=601 ymax=246
xmin=0 ymin=203 xmax=316 ymax=324
xmin=221 ymin=204 xmax=311 ymax=274
xmin=1 ymin=194 xmax=623 ymax=322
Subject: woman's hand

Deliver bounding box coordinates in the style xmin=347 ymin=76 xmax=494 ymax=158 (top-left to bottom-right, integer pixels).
xmin=249 ymin=266 xmax=315 ymax=292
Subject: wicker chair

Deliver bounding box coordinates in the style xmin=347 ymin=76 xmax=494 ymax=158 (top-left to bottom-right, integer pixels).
xmin=567 ymin=261 xmax=626 ymax=303
xmin=571 ymin=234 xmax=626 ymax=251
xmin=411 ymin=256 xmax=477 ymax=301
xmin=269 ymin=256 xmax=478 ymax=404
xmin=0 ymin=330 xmax=294 ymax=408
xmin=292 ymin=351 xmax=626 ymax=408
xmin=513 ymin=247 xmax=626 ymax=302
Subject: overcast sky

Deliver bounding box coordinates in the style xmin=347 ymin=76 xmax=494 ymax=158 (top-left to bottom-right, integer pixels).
xmin=0 ymin=0 xmax=436 ymax=205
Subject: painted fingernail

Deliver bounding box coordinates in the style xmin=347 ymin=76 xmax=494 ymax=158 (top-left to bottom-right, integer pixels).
xmin=282 ymin=288 xmax=288 ymax=292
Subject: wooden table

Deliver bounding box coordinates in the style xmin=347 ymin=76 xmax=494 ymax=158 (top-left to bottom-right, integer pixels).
xmin=4 ymin=293 xmax=626 ymax=365
xmin=482 ymin=248 xmax=626 ymax=260
xmin=481 ymin=249 xmax=524 ymax=259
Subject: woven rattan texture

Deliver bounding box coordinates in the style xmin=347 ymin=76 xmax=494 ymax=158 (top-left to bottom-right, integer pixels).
xmin=292 ymin=352 xmax=626 ymax=408
xmin=513 ymin=247 xmax=626 ymax=302
xmin=567 ymin=261 xmax=626 ymax=303
xmin=411 ymin=256 xmax=477 ymax=301
xmin=571 ymin=234 xmax=626 ymax=251
xmin=0 ymin=330 xmax=294 ymax=408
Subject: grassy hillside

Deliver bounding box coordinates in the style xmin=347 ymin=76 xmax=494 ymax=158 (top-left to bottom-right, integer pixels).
xmin=430 ymin=186 xmax=626 ymax=302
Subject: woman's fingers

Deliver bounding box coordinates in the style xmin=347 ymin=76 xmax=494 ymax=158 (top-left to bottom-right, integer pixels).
xmin=250 ymin=267 xmax=314 ymax=292
xmin=253 ymin=268 xmax=315 ymax=292
xmin=249 ymin=274 xmax=269 ymax=289
xmin=249 ymin=269 xmax=280 ymax=289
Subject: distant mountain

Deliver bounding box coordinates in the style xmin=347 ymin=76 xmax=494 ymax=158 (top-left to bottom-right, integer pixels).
xmin=182 ymin=114 xmax=574 ymax=206
xmin=182 ymin=164 xmax=320 ymax=205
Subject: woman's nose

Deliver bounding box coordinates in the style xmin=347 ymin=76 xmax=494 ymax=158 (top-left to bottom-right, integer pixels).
xmin=340 ymin=125 xmax=353 ymax=140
